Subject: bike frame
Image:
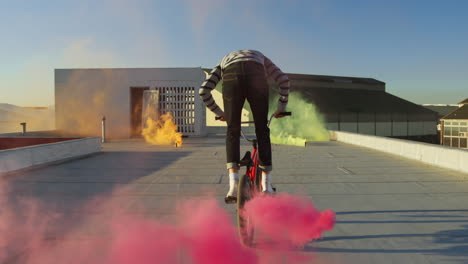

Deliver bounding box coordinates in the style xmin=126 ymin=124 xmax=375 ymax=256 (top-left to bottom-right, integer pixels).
xmin=234 ymin=112 xmax=290 ymax=245
xmin=240 ymin=114 xmax=277 ymax=192
xmin=216 ymin=112 xmax=291 ymax=194
xmin=245 ymin=140 xmax=259 ymax=189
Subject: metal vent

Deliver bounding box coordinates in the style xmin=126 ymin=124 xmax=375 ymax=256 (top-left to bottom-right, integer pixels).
xmin=157 ymin=86 xmax=196 ymax=135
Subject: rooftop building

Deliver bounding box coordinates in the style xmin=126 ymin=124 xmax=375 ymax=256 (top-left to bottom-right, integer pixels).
xmin=440 ymin=98 xmax=468 ymax=149
xmin=54 ymin=68 xmax=438 ymax=145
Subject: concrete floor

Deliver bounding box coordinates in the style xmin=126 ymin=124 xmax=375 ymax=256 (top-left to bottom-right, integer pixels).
xmin=2 ymin=136 xmax=468 ymax=264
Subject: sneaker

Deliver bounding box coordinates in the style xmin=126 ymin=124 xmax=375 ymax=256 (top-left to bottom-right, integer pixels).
xmin=262 ymin=173 xmax=276 ymax=193
xmin=224 ymin=195 xmax=237 ymax=204
xmin=225 ymin=179 xmax=238 ymax=204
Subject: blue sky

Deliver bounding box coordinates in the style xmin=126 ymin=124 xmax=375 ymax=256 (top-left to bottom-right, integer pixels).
xmin=1 ymin=0 xmax=467 ymax=106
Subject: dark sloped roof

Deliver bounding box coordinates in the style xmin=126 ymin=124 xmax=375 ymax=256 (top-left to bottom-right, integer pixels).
xmin=202 ymin=68 xmax=437 ymax=120
xmin=293 ymin=87 xmax=437 ymax=116
xmin=442 ymin=105 xmax=468 ymax=120
xmin=459 ymin=98 xmax=468 ymax=104
xmin=286 ymin=73 xmax=385 ymax=85
xmin=202 ymin=69 xmax=384 ymax=85
xmin=422 ymin=105 xmax=459 ymax=118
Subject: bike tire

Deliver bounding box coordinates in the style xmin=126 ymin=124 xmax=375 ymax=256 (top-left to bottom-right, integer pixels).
xmin=237 ymin=173 xmax=255 ymax=246
xmin=255 ymin=165 xmax=262 ymax=193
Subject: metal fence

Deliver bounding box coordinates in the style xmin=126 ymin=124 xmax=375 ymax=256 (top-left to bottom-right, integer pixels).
xmin=149 ymin=81 xmax=206 ymax=136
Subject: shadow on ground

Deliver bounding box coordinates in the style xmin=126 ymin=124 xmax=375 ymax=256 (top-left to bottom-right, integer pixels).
xmin=1 ymin=150 xmax=191 ymax=224
xmin=305 ymin=209 xmax=468 ymax=263
xmin=0 ymin=150 xmax=194 ymax=264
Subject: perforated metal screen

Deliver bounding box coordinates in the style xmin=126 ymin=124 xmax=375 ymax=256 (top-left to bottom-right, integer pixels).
xmin=149 ymin=81 xmax=206 ymax=136
xmin=157 ymin=86 xmax=195 ymax=134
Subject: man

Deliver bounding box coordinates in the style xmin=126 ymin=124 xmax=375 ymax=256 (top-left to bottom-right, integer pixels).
xmin=199 ymin=49 xmax=290 ymax=202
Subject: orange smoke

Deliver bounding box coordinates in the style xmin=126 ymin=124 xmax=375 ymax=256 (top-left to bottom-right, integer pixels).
xmin=141 ymin=113 xmax=182 ymax=146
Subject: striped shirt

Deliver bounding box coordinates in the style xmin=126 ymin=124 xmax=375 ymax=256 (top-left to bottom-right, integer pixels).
xmin=199 ymin=50 xmax=290 ymax=117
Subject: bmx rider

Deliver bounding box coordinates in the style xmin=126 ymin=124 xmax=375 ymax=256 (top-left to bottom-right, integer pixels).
xmin=199 ymin=49 xmax=290 ymax=202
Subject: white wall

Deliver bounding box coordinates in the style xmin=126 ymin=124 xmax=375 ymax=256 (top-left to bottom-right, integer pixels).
xmin=330 ymin=130 xmax=468 ymax=174
xmin=55 ymin=68 xmax=206 ymax=138
xmin=0 ymin=138 xmax=101 ymax=175
xmin=327 ymin=121 xmax=437 ymax=136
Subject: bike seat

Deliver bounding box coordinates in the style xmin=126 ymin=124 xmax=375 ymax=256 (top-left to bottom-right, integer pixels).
xmin=239 ymin=151 xmax=254 ymax=167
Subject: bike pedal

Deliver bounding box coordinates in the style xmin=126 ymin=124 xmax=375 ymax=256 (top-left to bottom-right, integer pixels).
xmin=224 ymin=196 xmax=237 ymax=204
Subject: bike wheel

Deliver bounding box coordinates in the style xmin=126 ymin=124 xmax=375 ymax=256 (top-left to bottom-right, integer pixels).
xmin=237 ymin=173 xmax=255 ymax=246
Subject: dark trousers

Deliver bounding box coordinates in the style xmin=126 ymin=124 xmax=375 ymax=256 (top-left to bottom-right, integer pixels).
xmin=222 ymin=61 xmax=272 ymax=171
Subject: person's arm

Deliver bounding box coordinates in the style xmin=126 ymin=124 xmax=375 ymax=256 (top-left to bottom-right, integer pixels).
xmin=264 ymin=56 xmax=290 ymax=113
xmin=199 ymin=64 xmax=224 ymax=117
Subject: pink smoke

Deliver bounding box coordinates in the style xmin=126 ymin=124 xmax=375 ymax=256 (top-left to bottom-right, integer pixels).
xmin=1 ymin=183 xmax=335 ymax=264
xmin=108 ymin=199 xmax=257 ymax=264
xmin=244 ymin=193 xmax=336 ymax=246
xmin=0 ymin=185 xmax=60 ymax=263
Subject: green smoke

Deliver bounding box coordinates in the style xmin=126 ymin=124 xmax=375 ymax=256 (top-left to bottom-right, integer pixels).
xmin=269 ymin=92 xmax=329 ymax=146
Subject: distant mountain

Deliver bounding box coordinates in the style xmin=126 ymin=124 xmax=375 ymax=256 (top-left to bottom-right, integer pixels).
xmin=0 ymin=103 xmax=23 ymax=112
xmin=0 ymin=109 xmax=31 ymax=121
xmin=0 ymin=103 xmax=55 ymax=133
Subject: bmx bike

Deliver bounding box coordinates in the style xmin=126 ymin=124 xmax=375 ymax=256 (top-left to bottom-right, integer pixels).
xmin=217 ymin=111 xmax=291 ymax=245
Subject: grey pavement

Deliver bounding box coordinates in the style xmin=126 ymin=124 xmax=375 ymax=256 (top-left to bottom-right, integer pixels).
xmin=2 ymin=136 xmax=468 ymax=264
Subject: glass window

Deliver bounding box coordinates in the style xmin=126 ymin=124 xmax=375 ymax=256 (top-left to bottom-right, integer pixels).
xmin=461 ymin=138 xmax=467 ymax=148
xmin=452 ymin=138 xmax=459 ymax=148
xmin=460 ymin=122 xmax=467 ymax=126
xmin=444 ymin=126 xmax=451 ymax=136
xmin=461 ymin=127 xmax=467 ymax=132
xmin=444 ymin=137 xmax=451 ymax=146
xmin=445 ymin=121 xmax=451 ymax=125
xmin=453 ymin=122 xmax=459 ymax=126
xmin=452 ymin=126 xmax=459 ymax=135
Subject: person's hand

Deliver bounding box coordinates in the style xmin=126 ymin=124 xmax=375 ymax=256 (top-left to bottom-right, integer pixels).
xmin=218 ymin=116 xmax=226 ymax=121
xmin=273 ymin=110 xmax=286 ymax=118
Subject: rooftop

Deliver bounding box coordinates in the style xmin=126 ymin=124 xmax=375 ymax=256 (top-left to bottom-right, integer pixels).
xmin=294 ymin=87 xmax=438 ymax=118
xmin=2 ymin=137 xmax=468 ymax=263
xmin=442 ymin=104 xmax=468 ymax=120
xmin=422 ymin=104 xmax=460 ymax=118
xmin=285 ymin=72 xmax=385 ymax=85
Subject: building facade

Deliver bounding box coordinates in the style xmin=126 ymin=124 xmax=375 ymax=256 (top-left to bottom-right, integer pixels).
xmin=55 ymin=68 xmax=207 ymax=138
xmin=441 ymin=98 xmax=468 ymax=149
xmin=284 ymin=74 xmax=438 ymax=139
xmin=55 ymin=67 xmax=439 ymax=140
